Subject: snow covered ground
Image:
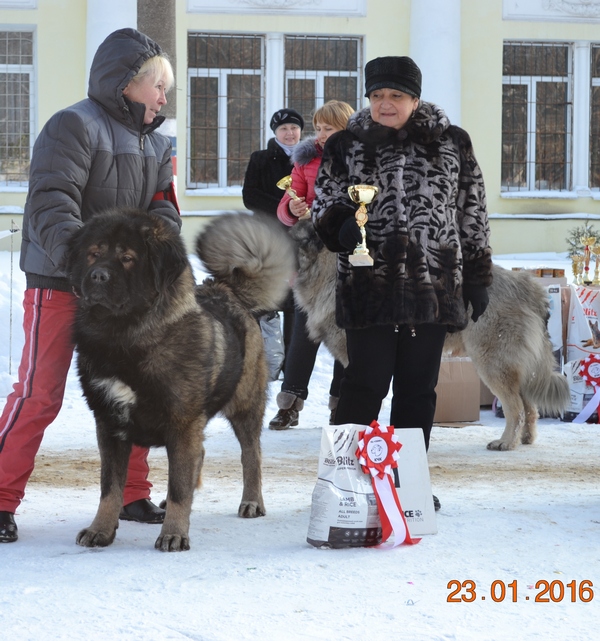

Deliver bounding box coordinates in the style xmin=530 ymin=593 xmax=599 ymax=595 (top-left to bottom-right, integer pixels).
xmin=0 ymin=246 xmax=598 ymax=641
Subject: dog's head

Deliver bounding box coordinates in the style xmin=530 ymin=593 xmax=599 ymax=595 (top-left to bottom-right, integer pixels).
xmin=66 ymin=208 xmax=188 ymax=318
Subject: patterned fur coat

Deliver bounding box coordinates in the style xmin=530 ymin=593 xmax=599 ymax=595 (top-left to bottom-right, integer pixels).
xmin=311 ymin=103 xmax=493 ymax=331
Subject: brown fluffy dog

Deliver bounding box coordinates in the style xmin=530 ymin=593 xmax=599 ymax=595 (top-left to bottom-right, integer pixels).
xmin=290 ymin=220 xmax=569 ymax=451
xmin=66 ymin=210 xmax=294 ymax=551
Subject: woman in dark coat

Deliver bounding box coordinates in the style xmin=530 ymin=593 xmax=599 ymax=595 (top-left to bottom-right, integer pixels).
xmin=312 ymin=57 xmax=493 ymax=510
xmin=242 ymin=108 xmax=305 ymax=367
xmin=242 ymin=108 xmax=304 ymax=220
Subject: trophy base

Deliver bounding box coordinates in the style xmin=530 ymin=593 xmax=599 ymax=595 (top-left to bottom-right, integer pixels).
xmin=349 ymin=253 xmax=374 ymax=267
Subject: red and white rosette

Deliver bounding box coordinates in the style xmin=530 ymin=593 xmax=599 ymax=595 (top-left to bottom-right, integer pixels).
xmin=573 ymin=354 xmax=600 ymax=423
xmin=356 ymin=421 xmax=420 ymax=547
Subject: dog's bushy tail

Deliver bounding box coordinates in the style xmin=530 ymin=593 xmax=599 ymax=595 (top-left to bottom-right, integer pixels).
xmin=522 ymin=366 xmax=571 ymax=418
xmin=195 ymin=213 xmax=295 ymax=313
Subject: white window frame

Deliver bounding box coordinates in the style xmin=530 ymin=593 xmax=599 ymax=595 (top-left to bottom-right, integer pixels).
xmin=501 ymin=40 xmax=600 ymax=199
xmin=186 ymin=31 xmax=363 ymax=196
xmin=0 ymin=27 xmax=35 ymax=191
xmin=502 ymin=72 xmax=572 ymax=192
xmin=187 ymin=66 xmax=264 ymax=191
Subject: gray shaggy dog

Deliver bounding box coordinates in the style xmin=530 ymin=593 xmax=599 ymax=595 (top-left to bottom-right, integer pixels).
xmin=290 ymin=220 xmax=570 ymax=451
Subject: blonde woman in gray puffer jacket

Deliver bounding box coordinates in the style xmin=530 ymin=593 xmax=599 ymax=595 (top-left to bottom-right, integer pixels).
xmin=0 ymin=28 xmax=180 ymax=543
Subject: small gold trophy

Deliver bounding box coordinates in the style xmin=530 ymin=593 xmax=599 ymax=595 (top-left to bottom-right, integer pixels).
xmin=347 ymin=184 xmax=379 ymax=267
xmin=276 ymin=175 xmax=311 ymax=219
xmin=581 ymin=236 xmax=597 ymax=285
xmin=592 ymin=246 xmax=600 ymax=286
xmin=572 ymin=254 xmax=584 ymax=285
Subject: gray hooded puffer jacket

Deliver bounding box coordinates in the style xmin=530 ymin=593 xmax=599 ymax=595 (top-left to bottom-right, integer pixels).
xmin=21 ymin=28 xmax=181 ymax=291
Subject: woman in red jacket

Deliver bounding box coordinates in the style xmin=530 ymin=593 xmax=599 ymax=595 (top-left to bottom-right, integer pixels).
xmin=269 ymin=101 xmax=354 ymax=430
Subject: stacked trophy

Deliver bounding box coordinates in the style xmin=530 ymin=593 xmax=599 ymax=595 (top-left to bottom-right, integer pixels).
xmin=571 ymin=235 xmax=600 ymax=286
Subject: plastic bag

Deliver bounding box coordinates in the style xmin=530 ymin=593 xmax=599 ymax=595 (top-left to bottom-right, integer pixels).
xmin=307 ymin=425 xmax=437 ymax=548
xmin=307 ymin=425 xmax=382 ymax=548
xmin=259 ymin=311 xmax=285 ymax=382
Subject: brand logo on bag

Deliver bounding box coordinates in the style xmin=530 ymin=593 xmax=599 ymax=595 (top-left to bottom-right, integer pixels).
xmin=336 ymin=455 xmax=356 ymax=467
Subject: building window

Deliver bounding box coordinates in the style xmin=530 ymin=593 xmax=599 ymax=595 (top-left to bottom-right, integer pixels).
xmin=187 ymin=33 xmax=263 ymax=189
xmin=591 ymin=44 xmax=600 ymax=189
xmin=187 ymin=32 xmax=362 ymax=191
xmin=0 ymin=29 xmax=34 ymax=186
xmin=502 ymin=42 xmax=572 ymax=192
xmin=284 ymin=35 xmax=361 ymax=134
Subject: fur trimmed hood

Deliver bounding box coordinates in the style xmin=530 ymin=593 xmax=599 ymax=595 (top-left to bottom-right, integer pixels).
xmin=291 ymin=136 xmax=322 ymax=166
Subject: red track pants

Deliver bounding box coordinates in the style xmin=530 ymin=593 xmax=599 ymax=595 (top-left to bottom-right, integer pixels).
xmin=0 ymin=288 xmax=153 ymax=513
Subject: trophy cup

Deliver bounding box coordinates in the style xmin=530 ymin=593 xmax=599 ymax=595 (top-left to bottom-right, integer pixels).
xmin=581 ymin=235 xmax=597 ymax=285
xmin=572 ymin=254 xmax=584 ymax=285
xmin=347 ymin=184 xmax=379 ymax=267
xmin=592 ymin=246 xmax=600 ymax=286
xmin=276 ymin=175 xmax=311 ymax=219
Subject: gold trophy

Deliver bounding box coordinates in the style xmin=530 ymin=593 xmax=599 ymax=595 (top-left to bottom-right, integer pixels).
xmin=276 ymin=175 xmax=311 ymax=220
xmin=347 ymin=184 xmax=379 ymax=267
xmin=572 ymin=254 xmax=584 ymax=285
xmin=581 ymin=236 xmax=597 ymax=285
xmin=592 ymin=246 xmax=600 ymax=286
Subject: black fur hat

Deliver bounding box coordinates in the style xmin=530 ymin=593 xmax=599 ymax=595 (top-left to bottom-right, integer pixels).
xmin=270 ymin=108 xmax=304 ymax=132
xmin=364 ymin=56 xmax=422 ymax=98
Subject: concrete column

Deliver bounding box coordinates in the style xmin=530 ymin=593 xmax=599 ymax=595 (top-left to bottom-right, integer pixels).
xmin=409 ymin=0 xmax=461 ymax=125
xmin=85 ymin=0 xmax=137 ymax=90
xmin=137 ymin=0 xmax=177 ymax=125
xmin=572 ymin=41 xmax=591 ymax=194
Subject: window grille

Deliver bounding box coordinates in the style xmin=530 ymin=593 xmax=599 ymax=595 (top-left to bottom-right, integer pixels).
xmin=0 ymin=30 xmax=33 ymax=186
xmin=284 ymin=35 xmax=361 ymax=134
xmin=591 ymin=44 xmax=600 ymax=189
xmin=502 ymin=42 xmax=572 ymax=192
xmin=188 ymin=33 xmax=263 ymax=189
xmin=186 ymin=32 xmax=362 ymax=190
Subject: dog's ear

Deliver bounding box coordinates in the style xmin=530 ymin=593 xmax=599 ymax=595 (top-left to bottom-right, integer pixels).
xmin=143 ymin=217 xmax=189 ymax=293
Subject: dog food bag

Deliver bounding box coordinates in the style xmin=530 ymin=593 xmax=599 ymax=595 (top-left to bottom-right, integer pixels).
xmin=307 ymin=425 xmax=382 ymax=548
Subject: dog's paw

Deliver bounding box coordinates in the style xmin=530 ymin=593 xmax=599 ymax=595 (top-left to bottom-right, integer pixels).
xmin=76 ymin=526 xmax=117 ymax=547
xmin=155 ymin=533 xmax=190 ymax=552
xmin=238 ymin=501 xmax=266 ymax=518
xmin=486 ymin=439 xmax=516 ymax=451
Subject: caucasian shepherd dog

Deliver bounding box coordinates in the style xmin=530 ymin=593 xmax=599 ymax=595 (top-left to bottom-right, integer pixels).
xmin=66 ymin=209 xmax=294 ymax=551
xmin=290 ymin=220 xmax=570 ymax=452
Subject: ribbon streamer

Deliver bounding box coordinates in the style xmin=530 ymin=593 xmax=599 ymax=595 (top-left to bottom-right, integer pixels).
xmin=356 ymin=421 xmax=420 ymax=547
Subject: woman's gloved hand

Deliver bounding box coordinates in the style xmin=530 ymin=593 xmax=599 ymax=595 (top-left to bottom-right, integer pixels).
xmin=338 ymin=217 xmax=362 ymax=251
xmin=462 ymin=284 xmax=489 ymax=322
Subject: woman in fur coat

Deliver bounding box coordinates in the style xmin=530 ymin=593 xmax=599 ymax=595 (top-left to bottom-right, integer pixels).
xmin=311 ymin=57 xmax=493 ymax=503
xmin=268 ymin=101 xmax=354 ymax=430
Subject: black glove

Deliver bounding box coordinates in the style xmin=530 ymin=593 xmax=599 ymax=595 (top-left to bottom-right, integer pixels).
xmin=338 ymin=217 xmax=362 ymax=251
xmin=462 ymin=284 xmax=489 ymax=322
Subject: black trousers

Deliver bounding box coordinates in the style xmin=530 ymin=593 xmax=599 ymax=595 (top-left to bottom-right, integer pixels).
xmin=281 ymin=305 xmax=344 ymax=401
xmin=280 ymin=290 xmax=295 ymax=367
xmin=334 ymin=323 xmax=447 ymax=450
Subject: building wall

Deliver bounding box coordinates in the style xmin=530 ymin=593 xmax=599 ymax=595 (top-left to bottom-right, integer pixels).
xmin=1 ymin=0 xmax=600 ymax=255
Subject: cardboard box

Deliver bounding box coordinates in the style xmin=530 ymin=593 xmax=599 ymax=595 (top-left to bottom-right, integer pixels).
xmin=434 ymin=357 xmax=480 ymax=423
xmin=512 ymin=267 xmax=566 ymax=280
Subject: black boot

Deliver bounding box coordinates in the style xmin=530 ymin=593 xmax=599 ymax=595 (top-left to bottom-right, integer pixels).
xmin=0 ymin=511 xmax=18 ymax=543
xmin=433 ymin=495 xmax=441 ymax=511
xmin=119 ymin=499 xmax=165 ymax=524
xmin=269 ymin=392 xmax=304 ymax=430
